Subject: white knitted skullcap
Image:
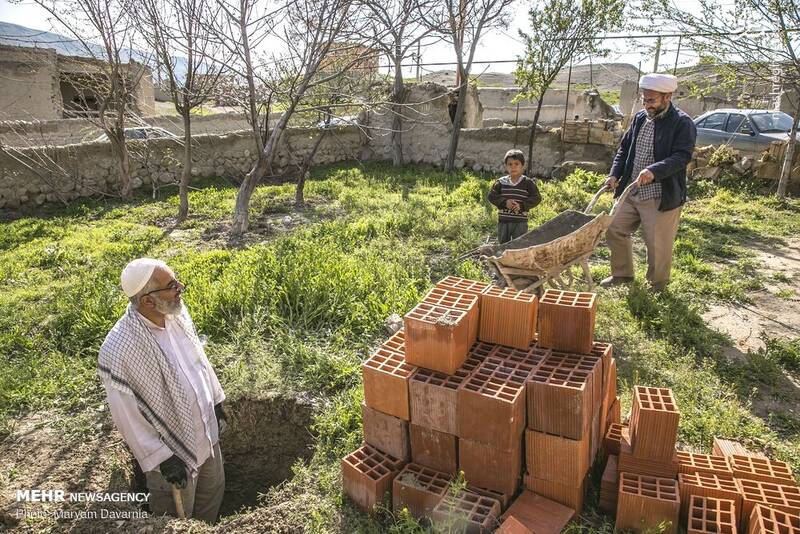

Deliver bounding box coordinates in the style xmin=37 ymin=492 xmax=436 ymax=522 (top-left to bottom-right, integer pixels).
xmin=120 ymin=258 xmax=166 ymax=297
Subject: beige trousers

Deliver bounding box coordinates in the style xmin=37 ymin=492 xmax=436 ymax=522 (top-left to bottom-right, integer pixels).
xmin=146 ymin=443 xmax=225 ymax=523
xmin=605 ymin=196 xmax=682 ymax=288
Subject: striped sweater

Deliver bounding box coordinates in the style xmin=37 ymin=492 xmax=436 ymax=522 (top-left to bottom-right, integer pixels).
xmin=487 ymin=175 xmax=542 ymax=222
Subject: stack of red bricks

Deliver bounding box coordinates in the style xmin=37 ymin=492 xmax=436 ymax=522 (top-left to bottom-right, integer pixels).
xmin=600 ymin=388 xmax=800 ymax=534
xmin=342 ymin=277 xmax=622 ymax=533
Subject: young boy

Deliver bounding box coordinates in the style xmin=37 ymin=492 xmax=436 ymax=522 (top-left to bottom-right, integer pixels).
xmin=487 ymin=149 xmax=542 ymax=244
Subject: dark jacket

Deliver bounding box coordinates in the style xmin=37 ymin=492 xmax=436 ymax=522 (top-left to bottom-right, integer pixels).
xmin=609 ymin=103 xmax=697 ymax=211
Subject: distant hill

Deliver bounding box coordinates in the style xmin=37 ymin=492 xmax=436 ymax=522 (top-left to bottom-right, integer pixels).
xmin=421 ymin=62 xmax=640 ymax=90
xmin=0 ymin=21 xmax=187 ymax=82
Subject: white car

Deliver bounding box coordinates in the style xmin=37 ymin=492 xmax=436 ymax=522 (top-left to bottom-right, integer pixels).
xmin=93 ymin=127 xmax=179 ymax=142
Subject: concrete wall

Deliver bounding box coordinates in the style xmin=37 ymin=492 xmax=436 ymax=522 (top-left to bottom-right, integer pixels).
xmin=0 ymin=45 xmax=62 ymax=121
xmin=478 ymin=87 xmax=618 ymax=125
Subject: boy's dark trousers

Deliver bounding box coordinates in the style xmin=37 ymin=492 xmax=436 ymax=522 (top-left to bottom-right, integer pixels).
xmin=498 ymin=221 xmax=528 ymax=244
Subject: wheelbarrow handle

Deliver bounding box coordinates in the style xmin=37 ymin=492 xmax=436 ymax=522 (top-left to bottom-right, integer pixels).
xmin=583 ymin=182 xmax=637 ymax=216
xmin=583 ymin=185 xmax=610 ymax=214
xmin=609 ymin=182 xmax=637 ymax=218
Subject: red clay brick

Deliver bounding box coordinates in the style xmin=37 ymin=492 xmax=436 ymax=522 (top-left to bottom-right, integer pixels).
xmin=435 ymin=276 xmax=491 ymax=304
xmin=601 ymin=357 xmax=617 ymax=436
xmin=713 ymin=438 xmax=767 ymax=459
xmin=493 ymin=344 xmax=550 ymax=369
xmin=687 ymin=495 xmax=738 ymax=534
xmin=679 ymin=472 xmax=742 ymax=525
xmin=677 ymin=450 xmax=734 ymax=477
xmin=537 ymin=289 xmax=596 ymax=354
xmin=728 ymin=454 xmax=797 ymax=486
xmin=431 ymin=489 xmax=502 ymax=533
xmin=599 ymin=454 xmax=619 ymax=514
xmin=361 ymin=401 xmax=410 ymax=461
xmin=421 ymin=286 xmax=480 ymax=345
xmin=496 ymin=515 xmax=534 ymax=534
xmin=479 ymin=286 xmax=538 ymax=350
xmin=620 ymin=428 xmax=678 ymax=478
xmin=404 ymin=302 xmax=471 ymax=374
xmin=458 ymin=356 xmax=534 ymax=449
xmin=525 ymin=429 xmax=589 ymax=487
xmin=460 ymin=437 xmax=523 ymax=495
xmin=392 ymin=462 xmax=451 ymax=520
xmin=409 ymin=423 xmax=458 ymax=474
xmin=500 ymin=491 xmax=575 ymax=533
xmin=467 ymin=484 xmax=511 ymax=512
xmin=616 ymin=472 xmax=680 ymax=534
xmin=408 ymin=354 xmax=479 ymax=435
xmin=341 ymin=444 xmax=405 ymax=514
xmin=630 ymin=386 xmax=680 ymax=463
xmin=608 ymin=397 xmax=621 ymax=427
xmin=747 ymin=504 xmax=800 ymax=534
xmin=737 ymin=478 xmax=800 ymax=532
xmin=526 ymin=355 xmax=594 ymax=440
xmin=523 ymin=472 xmax=585 ymax=513
xmin=362 ymin=333 xmax=415 ymax=420
xmin=604 ymin=422 xmax=627 ymax=456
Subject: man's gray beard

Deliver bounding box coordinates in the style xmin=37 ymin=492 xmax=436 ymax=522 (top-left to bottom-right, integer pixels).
xmin=153 ymin=295 xmax=182 ymax=316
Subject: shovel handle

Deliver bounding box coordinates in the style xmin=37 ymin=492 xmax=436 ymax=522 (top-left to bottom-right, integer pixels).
xmin=172 ymin=485 xmax=186 ymax=519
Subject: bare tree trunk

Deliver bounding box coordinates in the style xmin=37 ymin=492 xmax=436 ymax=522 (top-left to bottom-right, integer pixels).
xmin=445 ymin=83 xmax=469 ymax=172
xmin=177 ymin=111 xmax=192 ymax=221
xmin=295 ymin=130 xmax=327 ymax=206
xmin=231 ymin=110 xmax=293 ymax=235
xmin=391 ymin=53 xmax=404 ymax=166
xmin=110 ymin=133 xmax=132 ymax=198
xmin=526 ymin=97 xmax=545 ymax=176
xmin=777 ymin=108 xmax=799 ymax=198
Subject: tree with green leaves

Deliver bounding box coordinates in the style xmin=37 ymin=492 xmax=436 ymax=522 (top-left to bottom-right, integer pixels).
xmin=645 ymin=0 xmax=800 ymax=197
xmin=514 ymin=0 xmax=624 ymax=174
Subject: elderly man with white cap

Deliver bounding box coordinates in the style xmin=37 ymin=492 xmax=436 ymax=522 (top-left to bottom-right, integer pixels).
xmin=98 ymin=258 xmax=226 ymax=522
xmin=601 ymin=73 xmax=697 ymax=291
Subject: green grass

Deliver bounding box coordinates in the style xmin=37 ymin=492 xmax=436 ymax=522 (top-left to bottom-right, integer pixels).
xmin=1 ymin=163 xmax=798 ymax=531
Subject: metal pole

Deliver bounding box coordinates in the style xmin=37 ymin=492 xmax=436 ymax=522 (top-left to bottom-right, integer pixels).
xmin=514 ymin=101 xmax=520 ymax=147
xmin=589 ymin=56 xmax=593 ymax=87
xmin=673 ymin=36 xmax=682 ymax=74
xmin=416 ymin=41 xmax=421 ymax=81
xmin=561 ymin=59 xmax=573 ymax=160
xmin=653 ymin=36 xmax=662 ymax=72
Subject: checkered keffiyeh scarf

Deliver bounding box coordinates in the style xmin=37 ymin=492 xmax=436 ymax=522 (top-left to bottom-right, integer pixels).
xmin=630 ymin=117 xmax=662 ymax=201
xmin=98 ymin=304 xmax=201 ymax=471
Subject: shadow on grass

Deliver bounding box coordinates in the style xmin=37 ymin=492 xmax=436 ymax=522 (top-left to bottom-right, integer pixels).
xmin=624 ymin=281 xmax=800 ymax=439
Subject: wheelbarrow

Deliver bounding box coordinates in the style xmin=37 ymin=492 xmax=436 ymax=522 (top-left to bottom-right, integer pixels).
xmin=465 ymin=182 xmax=636 ymax=293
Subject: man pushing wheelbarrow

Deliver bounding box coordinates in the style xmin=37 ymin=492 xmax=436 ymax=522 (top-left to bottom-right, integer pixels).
xmin=471 ymin=73 xmax=696 ymax=294
xmin=600 ymin=73 xmax=697 ymax=293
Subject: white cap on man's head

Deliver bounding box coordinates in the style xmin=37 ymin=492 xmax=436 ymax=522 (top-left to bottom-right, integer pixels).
xmin=639 ymin=73 xmax=678 ymax=93
xmin=121 ymin=258 xmax=167 ymax=297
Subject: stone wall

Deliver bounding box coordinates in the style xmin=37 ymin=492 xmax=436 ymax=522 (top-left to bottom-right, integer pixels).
xmin=0 ymin=45 xmax=62 ymax=121
xmin=1 ymin=80 xmax=619 ymax=209
xmin=0 ymin=127 xmax=363 ymax=208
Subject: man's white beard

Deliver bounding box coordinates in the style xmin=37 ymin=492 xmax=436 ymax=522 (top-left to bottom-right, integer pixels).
xmin=153 ymin=295 xmax=182 ymax=316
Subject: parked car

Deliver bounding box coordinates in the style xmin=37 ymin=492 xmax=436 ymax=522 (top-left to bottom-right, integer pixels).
xmin=693 ymin=109 xmax=795 ymax=155
xmin=93 ymin=126 xmax=179 ymax=142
